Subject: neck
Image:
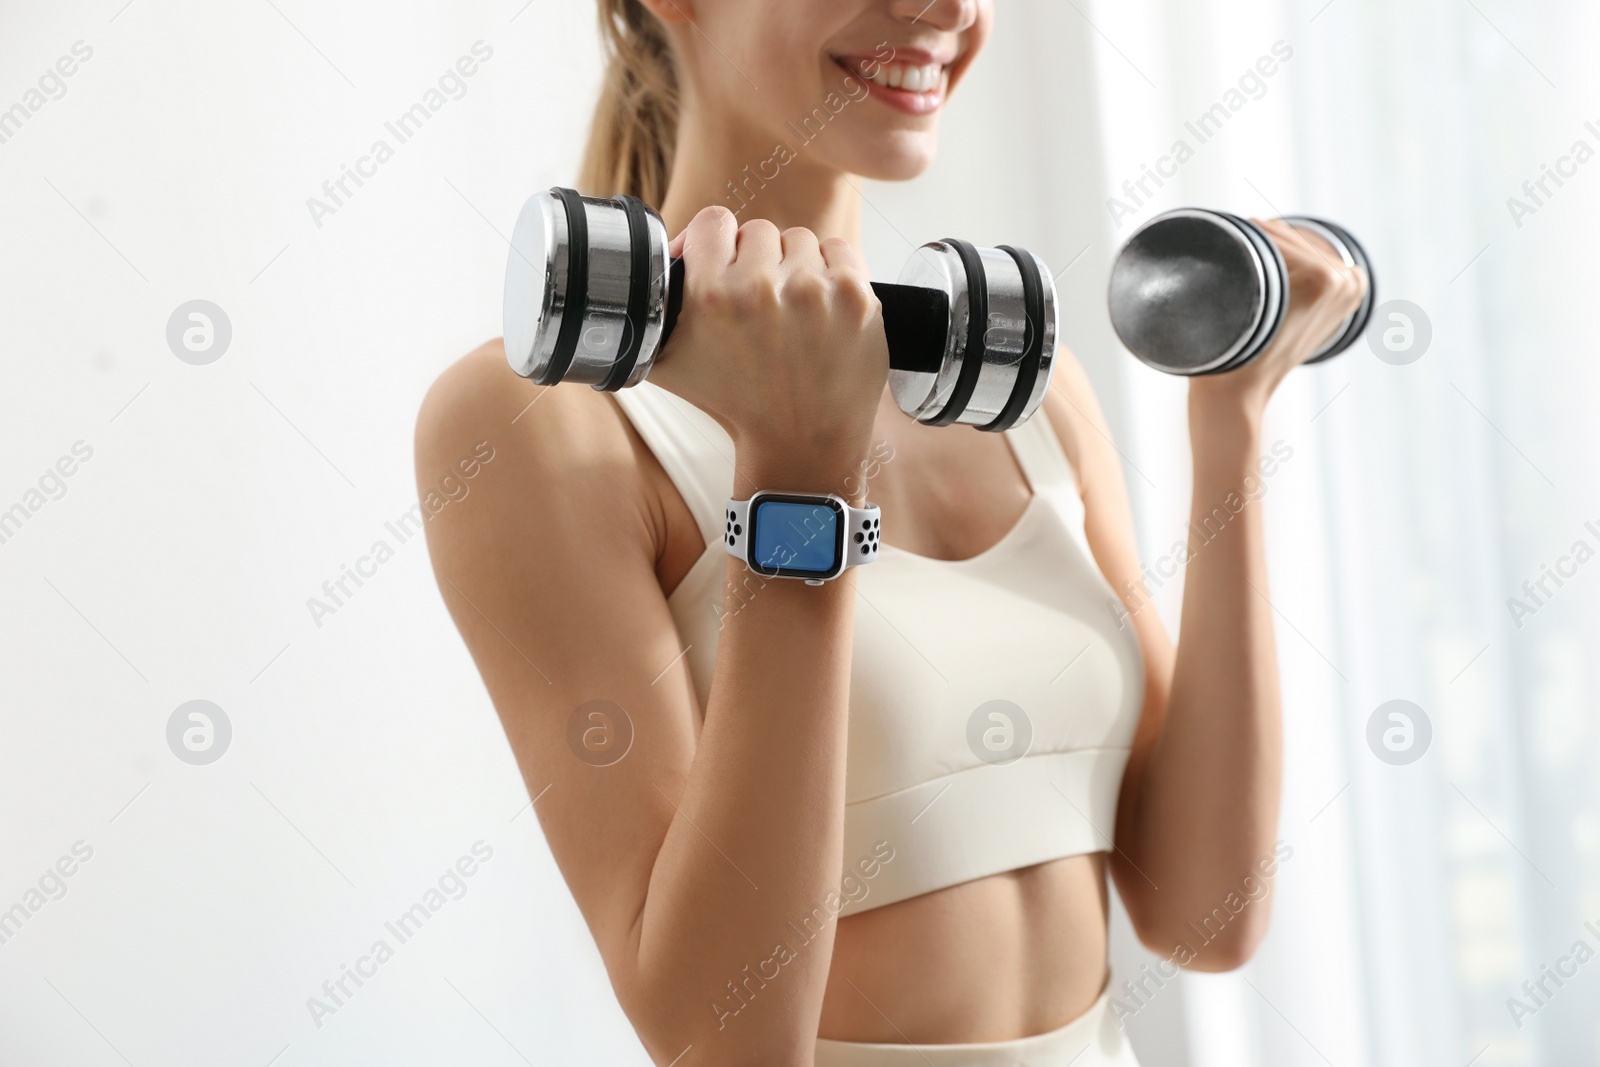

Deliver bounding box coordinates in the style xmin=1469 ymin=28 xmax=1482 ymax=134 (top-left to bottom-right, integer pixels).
xmin=658 ymin=110 xmax=863 ymax=245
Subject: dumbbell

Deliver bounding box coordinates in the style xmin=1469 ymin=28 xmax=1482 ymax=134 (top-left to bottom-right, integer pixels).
xmin=1107 ymin=208 xmax=1376 ymax=375
xmin=503 ymin=187 xmax=1058 ymax=431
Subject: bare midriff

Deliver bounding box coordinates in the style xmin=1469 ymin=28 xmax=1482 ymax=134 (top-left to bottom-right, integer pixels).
xmin=817 ymin=854 xmax=1111 ymax=1043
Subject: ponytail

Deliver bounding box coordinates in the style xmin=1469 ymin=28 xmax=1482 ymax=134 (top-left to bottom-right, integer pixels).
xmin=578 ymin=0 xmax=679 ymax=206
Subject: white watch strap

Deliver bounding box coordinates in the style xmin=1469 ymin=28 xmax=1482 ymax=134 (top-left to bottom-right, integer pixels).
xmin=723 ymin=495 xmax=881 ymax=577
xmin=840 ymin=502 xmax=883 ymax=568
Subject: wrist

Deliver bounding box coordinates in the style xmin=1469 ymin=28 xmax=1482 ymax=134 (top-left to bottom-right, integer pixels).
xmin=1188 ymin=382 xmax=1264 ymax=457
xmin=733 ymin=442 xmax=873 ymax=503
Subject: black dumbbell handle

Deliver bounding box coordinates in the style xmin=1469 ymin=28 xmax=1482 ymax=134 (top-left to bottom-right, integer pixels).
xmin=657 ymin=258 xmax=950 ymax=376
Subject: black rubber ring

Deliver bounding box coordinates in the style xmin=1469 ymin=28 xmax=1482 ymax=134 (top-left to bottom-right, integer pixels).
xmin=600 ymin=194 xmax=653 ymax=392
xmin=1248 ymin=215 xmax=1290 ymax=367
xmin=539 ymin=187 xmax=590 ymax=387
xmin=1208 ymin=212 xmax=1286 ymax=375
xmin=981 ymin=246 xmax=1046 ymax=433
xmin=1298 ymin=217 xmax=1376 ymax=364
xmin=925 ymin=238 xmax=989 ymax=426
xmin=1210 ymin=212 xmax=1270 ymax=374
xmin=1329 ymin=222 xmax=1376 ymax=357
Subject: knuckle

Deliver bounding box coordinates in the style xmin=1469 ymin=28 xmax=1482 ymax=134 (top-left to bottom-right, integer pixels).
xmin=1301 ymin=265 xmax=1337 ymax=301
xmin=692 ymin=277 xmax=728 ymax=314
xmin=694 ymin=204 xmax=736 ymax=229
xmin=831 ymin=273 xmax=875 ymax=316
xmin=739 ymin=218 xmax=780 ymax=241
xmin=820 ymin=235 xmax=860 ymax=264
xmin=730 ymin=273 xmax=779 ymax=311
xmin=783 ymin=271 xmax=828 ymax=308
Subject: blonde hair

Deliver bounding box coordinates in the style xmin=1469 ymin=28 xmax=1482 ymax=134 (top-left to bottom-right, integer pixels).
xmin=578 ymin=0 xmax=680 ymax=206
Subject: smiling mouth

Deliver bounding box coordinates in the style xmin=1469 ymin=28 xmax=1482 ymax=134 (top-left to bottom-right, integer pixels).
xmin=833 ymin=55 xmax=950 ymax=97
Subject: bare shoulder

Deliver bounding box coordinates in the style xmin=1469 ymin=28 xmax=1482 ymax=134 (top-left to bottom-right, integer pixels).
xmin=413 ymin=339 xmax=660 ymax=586
xmin=416 ymin=339 xmax=633 ymax=480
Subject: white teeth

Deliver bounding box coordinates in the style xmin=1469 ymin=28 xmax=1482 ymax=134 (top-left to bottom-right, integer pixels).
xmin=861 ymin=60 xmax=943 ymax=93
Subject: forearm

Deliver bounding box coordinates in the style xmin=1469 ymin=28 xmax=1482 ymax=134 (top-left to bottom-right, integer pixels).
xmin=629 ymin=449 xmax=861 ymax=1064
xmin=1120 ymin=396 xmax=1284 ymax=962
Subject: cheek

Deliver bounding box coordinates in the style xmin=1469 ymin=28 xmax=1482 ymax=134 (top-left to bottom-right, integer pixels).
xmin=948 ymin=16 xmax=994 ymax=97
xmin=706 ymin=3 xmax=832 ymax=93
xmin=971 ymin=1 xmax=996 ymax=53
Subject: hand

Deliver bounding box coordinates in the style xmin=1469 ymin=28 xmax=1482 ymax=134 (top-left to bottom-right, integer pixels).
xmin=1189 ymin=217 xmax=1369 ymax=421
xmin=646 ymin=207 xmax=889 ymax=486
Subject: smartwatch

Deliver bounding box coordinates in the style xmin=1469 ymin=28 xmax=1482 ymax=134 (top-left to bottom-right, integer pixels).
xmin=724 ymin=492 xmax=882 ymax=585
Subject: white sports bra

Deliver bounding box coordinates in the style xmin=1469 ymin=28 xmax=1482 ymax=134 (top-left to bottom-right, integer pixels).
xmin=613 ymin=382 xmax=1144 ymax=916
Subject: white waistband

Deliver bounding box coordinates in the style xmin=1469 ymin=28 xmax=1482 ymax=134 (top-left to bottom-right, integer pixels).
xmin=813 ymin=990 xmax=1140 ymax=1067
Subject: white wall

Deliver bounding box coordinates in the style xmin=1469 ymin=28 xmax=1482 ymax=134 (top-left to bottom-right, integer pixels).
xmin=1 ymin=1 xmax=644 ymax=1063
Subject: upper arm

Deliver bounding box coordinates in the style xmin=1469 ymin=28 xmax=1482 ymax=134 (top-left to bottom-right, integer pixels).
xmin=414 ymin=341 xmax=701 ymax=997
xmin=1040 ymin=350 xmax=1174 ymax=904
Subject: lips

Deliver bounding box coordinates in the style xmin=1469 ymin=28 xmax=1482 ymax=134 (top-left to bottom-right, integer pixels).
xmin=832 ymin=52 xmax=951 ymax=115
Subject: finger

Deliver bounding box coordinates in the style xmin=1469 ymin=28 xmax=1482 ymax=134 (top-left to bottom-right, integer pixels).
xmin=1275 ymin=222 xmax=1362 ymax=308
xmin=780 ymin=227 xmax=825 ymax=274
xmin=818 ymin=236 xmax=877 ymax=321
xmin=818 ymin=235 xmax=866 ymax=275
xmin=1292 ymin=224 xmax=1367 ymax=300
xmin=732 ymin=218 xmax=782 ymax=269
xmin=681 ymin=205 xmax=738 ymax=271
xmin=1258 ymin=218 xmax=1340 ymax=273
xmin=668 ymin=229 xmax=686 ymax=258
xmin=1256 ymin=217 xmax=1311 ymax=261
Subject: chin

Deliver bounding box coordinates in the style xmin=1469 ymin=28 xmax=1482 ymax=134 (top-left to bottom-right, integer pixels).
xmin=837 ymin=130 xmax=940 ymax=182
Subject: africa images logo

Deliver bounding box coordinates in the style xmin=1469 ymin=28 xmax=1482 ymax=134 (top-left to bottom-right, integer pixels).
xmin=305 ymin=42 xmax=493 ymax=229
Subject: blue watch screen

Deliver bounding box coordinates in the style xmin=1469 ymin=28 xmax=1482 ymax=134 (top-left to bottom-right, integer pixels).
xmin=751 ymin=499 xmax=841 ymax=576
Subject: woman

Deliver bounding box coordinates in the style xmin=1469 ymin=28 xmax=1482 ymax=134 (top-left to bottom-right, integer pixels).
xmin=416 ymin=1 xmax=1366 ymax=1063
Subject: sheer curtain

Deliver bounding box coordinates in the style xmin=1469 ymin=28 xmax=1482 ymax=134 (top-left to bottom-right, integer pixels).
xmin=1056 ymin=0 xmax=1600 ymax=1064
